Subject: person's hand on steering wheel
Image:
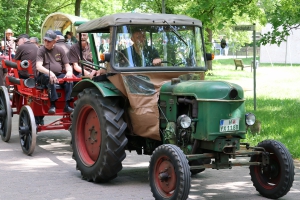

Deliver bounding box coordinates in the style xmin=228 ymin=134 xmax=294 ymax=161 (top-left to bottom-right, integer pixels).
xmin=153 ymin=58 xmax=162 ymax=66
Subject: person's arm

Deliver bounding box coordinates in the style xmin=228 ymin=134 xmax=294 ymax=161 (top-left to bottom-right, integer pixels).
xmin=14 ymin=46 xmax=22 ymax=60
xmin=36 ymin=48 xmax=58 ymax=83
xmin=36 ymin=61 xmax=57 ymax=83
xmin=153 ymin=58 xmax=162 ymax=66
xmin=64 ymin=63 xmax=73 ymax=78
xmin=151 ymin=47 xmax=162 ymax=66
xmin=1 ymin=41 xmax=5 ymax=51
xmin=73 ymin=62 xmax=91 ymax=76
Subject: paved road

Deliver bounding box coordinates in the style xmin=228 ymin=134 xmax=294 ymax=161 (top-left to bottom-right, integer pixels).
xmin=0 ymin=116 xmax=299 ymax=200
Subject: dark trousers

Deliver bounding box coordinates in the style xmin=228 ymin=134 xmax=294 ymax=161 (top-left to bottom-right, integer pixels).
xmin=37 ymin=73 xmax=73 ymax=101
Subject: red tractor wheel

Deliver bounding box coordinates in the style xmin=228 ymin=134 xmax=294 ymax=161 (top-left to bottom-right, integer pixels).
xmin=149 ymin=144 xmax=191 ymax=200
xmin=18 ymin=105 xmax=37 ymax=155
xmin=0 ymin=86 xmax=12 ymax=142
xmin=250 ymin=140 xmax=294 ymax=199
xmin=71 ymin=88 xmax=127 ymax=182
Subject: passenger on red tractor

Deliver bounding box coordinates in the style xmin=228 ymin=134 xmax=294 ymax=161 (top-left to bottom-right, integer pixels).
xmin=36 ymin=30 xmax=74 ymax=114
xmin=69 ymin=33 xmax=97 ymax=78
xmin=54 ymin=31 xmax=70 ymax=55
xmin=14 ymin=34 xmax=39 ymax=79
xmin=29 ymin=37 xmax=40 ymax=48
xmin=1 ymin=29 xmax=16 ymax=58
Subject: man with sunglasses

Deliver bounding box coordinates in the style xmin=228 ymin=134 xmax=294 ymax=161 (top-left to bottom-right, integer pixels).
xmin=36 ymin=30 xmax=74 ymax=114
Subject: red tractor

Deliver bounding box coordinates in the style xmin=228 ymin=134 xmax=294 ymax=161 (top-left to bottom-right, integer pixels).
xmin=0 ymin=59 xmax=81 ymax=155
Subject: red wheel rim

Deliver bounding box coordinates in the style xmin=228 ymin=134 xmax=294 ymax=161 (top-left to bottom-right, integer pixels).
xmin=154 ymin=156 xmax=176 ymax=197
xmin=253 ymin=153 xmax=281 ymax=189
xmin=76 ymin=105 xmax=101 ymax=166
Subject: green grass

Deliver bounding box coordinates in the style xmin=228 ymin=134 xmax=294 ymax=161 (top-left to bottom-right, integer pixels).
xmin=206 ymin=58 xmax=300 ymax=158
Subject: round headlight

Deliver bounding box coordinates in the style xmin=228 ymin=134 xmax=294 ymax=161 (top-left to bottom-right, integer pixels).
xmin=245 ymin=113 xmax=256 ymax=126
xmin=177 ymin=115 xmax=192 ymax=128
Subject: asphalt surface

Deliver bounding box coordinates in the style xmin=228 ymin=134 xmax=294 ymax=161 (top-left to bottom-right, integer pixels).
xmin=0 ymin=115 xmax=299 ymax=200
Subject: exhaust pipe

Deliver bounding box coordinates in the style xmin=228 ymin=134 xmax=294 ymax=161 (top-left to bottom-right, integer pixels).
xmin=21 ymin=60 xmax=29 ymax=69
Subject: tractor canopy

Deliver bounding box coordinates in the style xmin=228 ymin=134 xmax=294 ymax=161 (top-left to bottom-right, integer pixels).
xmin=76 ymin=13 xmax=209 ymax=73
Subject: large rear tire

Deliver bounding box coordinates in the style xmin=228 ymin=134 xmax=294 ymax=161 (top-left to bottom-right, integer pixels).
xmin=71 ymin=88 xmax=128 ymax=182
xmin=149 ymin=144 xmax=191 ymax=200
xmin=249 ymin=140 xmax=294 ymax=199
xmin=0 ymin=86 xmax=12 ymax=142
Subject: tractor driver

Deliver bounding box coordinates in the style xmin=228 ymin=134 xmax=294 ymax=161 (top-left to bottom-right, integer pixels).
xmin=118 ymin=29 xmax=161 ymax=67
xmin=36 ymin=30 xmax=74 ymax=114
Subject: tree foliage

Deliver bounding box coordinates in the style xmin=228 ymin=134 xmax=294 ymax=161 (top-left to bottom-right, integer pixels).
xmin=0 ymin=0 xmax=74 ymax=38
xmin=0 ymin=0 xmax=298 ymax=47
xmin=259 ymin=0 xmax=300 ymax=45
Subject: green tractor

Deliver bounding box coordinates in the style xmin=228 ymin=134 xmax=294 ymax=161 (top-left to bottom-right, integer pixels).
xmin=70 ymin=13 xmax=294 ymax=199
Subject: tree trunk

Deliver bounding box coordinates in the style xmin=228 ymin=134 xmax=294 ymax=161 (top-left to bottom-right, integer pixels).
xmin=75 ymin=0 xmax=82 ymax=16
xmin=26 ymin=0 xmax=33 ymax=34
xmin=206 ymin=28 xmax=213 ymax=71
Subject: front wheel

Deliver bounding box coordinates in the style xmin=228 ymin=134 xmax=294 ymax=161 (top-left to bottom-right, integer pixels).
xmin=71 ymin=88 xmax=128 ymax=182
xmin=249 ymin=140 xmax=294 ymax=199
xmin=149 ymin=144 xmax=191 ymax=200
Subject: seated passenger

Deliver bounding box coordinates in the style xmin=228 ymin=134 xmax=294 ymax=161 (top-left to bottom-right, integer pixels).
xmin=119 ymin=29 xmax=161 ymax=67
xmin=36 ymin=30 xmax=74 ymax=114
xmin=69 ymin=33 xmax=96 ymax=78
xmin=14 ymin=34 xmax=39 ymax=79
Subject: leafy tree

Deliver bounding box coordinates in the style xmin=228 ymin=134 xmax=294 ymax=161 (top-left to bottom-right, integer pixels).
xmin=0 ymin=0 xmax=74 ymax=39
xmin=75 ymin=0 xmax=82 ymax=16
xmin=122 ymin=0 xmax=186 ymax=14
xmin=259 ymin=0 xmax=300 ymax=45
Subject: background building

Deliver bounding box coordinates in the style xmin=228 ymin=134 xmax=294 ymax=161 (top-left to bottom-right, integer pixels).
xmin=260 ymin=23 xmax=300 ymax=64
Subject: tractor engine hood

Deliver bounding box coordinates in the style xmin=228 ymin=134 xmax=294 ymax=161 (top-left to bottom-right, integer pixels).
xmin=160 ymin=80 xmax=244 ymax=101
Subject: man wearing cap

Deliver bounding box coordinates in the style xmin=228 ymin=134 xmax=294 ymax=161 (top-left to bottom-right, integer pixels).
xmin=36 ymin=30 xmax=74 ymax=114
xmin=1 ymin=28 xmax=16 ymax=58
xmin=14 ymin=34 xmax=39 ymax=79
xmin=54 ymin=31 xmax=70 ymax=55
xmin=29 ymin=37 xmax=40 ymax=48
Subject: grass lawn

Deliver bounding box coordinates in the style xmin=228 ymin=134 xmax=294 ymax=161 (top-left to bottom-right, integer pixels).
xmin=206 ymin=57 xmax=300 ymax=158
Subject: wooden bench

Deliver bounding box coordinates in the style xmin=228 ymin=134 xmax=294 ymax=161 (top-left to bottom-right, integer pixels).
xmin=233 ymin=59 xmax=251 ymax=70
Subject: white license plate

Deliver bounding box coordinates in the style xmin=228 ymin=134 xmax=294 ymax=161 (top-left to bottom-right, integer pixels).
xmin=220 ymin=118 xmax=239 ymax=132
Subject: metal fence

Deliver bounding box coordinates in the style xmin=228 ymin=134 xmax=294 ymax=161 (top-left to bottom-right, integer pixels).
xmin=213 ymin=43 xmax=260 ymax=58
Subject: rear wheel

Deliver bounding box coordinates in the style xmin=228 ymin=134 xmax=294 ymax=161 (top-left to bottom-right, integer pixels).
xmin=149 ymin=144 xmax=191 ymax=200
xmin=0 ymin=86 xmax=12 ymax=142
xmin=250 ymin=140 xmax=294 ymax=199
xmin=71 ymin=88 xmax=128 ymax=182
xmin=19 ymin=105 xmax=37 ymax=155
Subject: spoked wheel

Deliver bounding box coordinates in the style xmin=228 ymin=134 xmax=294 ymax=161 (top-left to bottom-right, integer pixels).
xmin=149 ymin=144 xmax=191 ymax=200
xmin=19 ymin=105 xmax=37 ymax=155
xmin=71 ymin=88 xmax=128 ymax=182
xmin=0 ymin=86 xmax=12 ymax=142
xmin=250 ymin=140 xmax=294 ymax=199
